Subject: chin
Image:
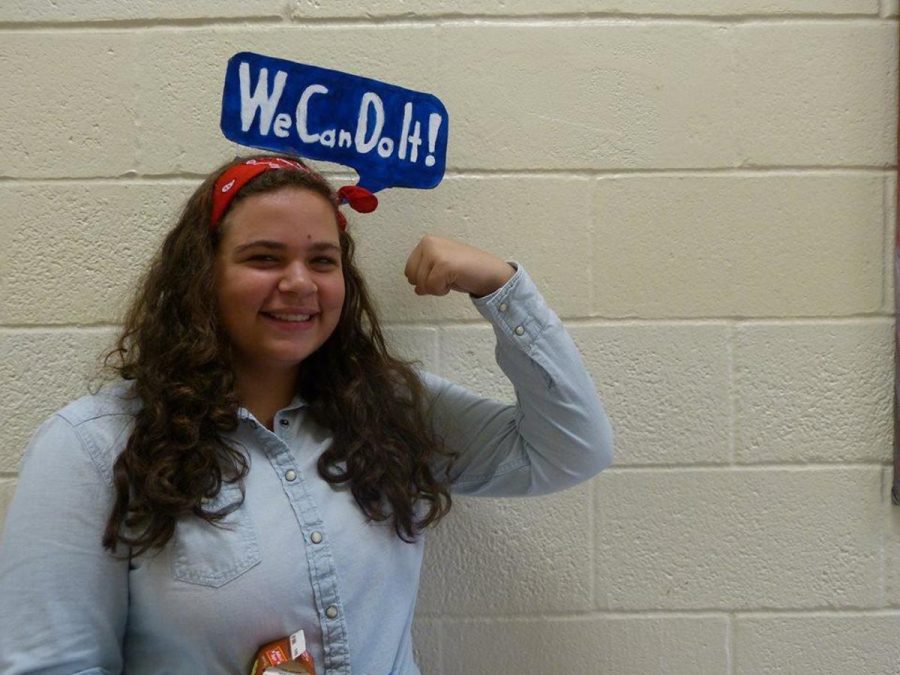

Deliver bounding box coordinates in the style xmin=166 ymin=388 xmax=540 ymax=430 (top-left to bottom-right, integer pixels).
xmin=276 ymin=346 xmax=324 ymax=366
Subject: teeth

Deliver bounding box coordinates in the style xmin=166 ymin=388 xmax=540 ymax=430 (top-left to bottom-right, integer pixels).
xmin=268 ymin=312 xmax=311 ymax=322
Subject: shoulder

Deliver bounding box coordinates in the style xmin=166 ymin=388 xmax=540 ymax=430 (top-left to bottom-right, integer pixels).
xmin=27 ymin=381 xmax=140 ymax=483
xmin=55 ymin=380 xmax=140 ymax=428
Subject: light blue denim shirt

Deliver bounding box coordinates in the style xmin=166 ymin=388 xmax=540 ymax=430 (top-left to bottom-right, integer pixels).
xmin=0 ymin=265 xmax=613 ymax=675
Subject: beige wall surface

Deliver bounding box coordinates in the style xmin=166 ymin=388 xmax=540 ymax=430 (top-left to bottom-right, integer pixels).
xmin=1 ymin=2 xmax=898 ymax=673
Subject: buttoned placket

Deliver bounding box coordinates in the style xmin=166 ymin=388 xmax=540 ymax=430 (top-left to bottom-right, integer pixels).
xmin=241 ymin=407 xmax=353 ymax=674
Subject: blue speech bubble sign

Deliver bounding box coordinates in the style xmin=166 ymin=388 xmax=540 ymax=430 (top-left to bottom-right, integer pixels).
xmin=220 ymin=52 xmax=449 ymax=194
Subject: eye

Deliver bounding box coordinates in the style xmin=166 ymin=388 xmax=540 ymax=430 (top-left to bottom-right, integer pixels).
xmin=311 ymin=256 xmax=339 ymax=267
xmin=248 ymin=254 xmax=278 ymax=263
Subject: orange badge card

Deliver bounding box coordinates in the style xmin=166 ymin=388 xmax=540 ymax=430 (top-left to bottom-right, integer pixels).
xmin=250 ymin=629 xmax=315 ymax=675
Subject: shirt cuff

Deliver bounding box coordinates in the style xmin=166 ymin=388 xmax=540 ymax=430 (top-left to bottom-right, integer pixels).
xmin=471 ymin=263 xmax=554 ymax=347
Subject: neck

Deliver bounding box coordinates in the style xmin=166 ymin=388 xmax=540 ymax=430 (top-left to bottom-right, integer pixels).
xmin=232 ymin=363 xmax=299 ymax=429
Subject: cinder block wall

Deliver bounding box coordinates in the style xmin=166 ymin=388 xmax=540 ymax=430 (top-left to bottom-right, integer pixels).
xmin=1 ymin=2 xmax=898 ymax=673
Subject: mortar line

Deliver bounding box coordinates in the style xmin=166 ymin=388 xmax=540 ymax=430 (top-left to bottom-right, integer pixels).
xmin=0 ymin=15 xmax=889 ymax=31
xmin=603 ymin=463 xmax=890 ymax=472
xmin=284 ymin=14 xmax=888 ymax=26
xmin=3 ymin=315 xmax=896 ymax=332
xmin=885 ymin=172 xmax=897 ymax=315
xmin=0 ymin=167 xmax=895 ymax=184
xmin=290 ymin=14 xmax=889 ymax=26
xmin=726 ymin=321 xmax=737 ymax=465
xmin=417 ymin=609 xmax=733 ymax=621
xmin=416 ymin=607 xmax=900 ymax=621
xmin=587 ymin=174 xmax=597 ymax=319
xmin=732 ymin=608 xmax=900 ymax=618
xmin=726 ymin=612 xmax=735 ymax=675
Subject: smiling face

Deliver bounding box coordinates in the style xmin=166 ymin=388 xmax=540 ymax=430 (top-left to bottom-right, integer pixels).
xmin=214 ymin=187 xmax=345 ymax=387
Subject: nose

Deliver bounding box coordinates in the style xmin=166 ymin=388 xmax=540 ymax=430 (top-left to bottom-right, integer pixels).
xmin=278 ymin=261 xmax=317 ymax=295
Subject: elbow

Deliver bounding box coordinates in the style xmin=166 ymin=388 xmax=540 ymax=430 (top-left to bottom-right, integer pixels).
xmin=589 ymin=412 xmax=615 ymax=475
xmin=600 ymin=421 xmax=615 ymax=470
xmin=545 ymin=412 xmax=614 ymax=493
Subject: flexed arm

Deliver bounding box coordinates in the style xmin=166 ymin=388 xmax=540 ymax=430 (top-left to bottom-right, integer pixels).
xmin=404 ymin=236 xmax=613 ymax=496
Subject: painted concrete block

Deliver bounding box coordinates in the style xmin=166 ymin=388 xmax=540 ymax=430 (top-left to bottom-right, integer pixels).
xmin=732 ymin=23 xmax=897 ymax=167
xmin=595 ymin=467 xmax=883 ymax=609
xmin=0 ymin=33 xmax=139 ymax=177
xmin=0 ymin=182 xmax=194 ymax=324
xmin=735 ymin=614 xmax=900 ymax=675
xmin=0 ymin=478 xmax=17 ymax=540
xmin=418 ymin=484 xmax=593 ymax=615
xmin=0 ymin=329 xmax=117 ymax=472
xmin=411 ymin=617 xmax=442 ymax=675
xmin=734 ymin=321 xmax=893 ymax=463
xmin=381 ymin=326 xmax=439 ymax=373
xmin=440 ymin=615 xmax=728 ymax=675
xmin=0 ymin=0 xmax=286 ymax=21
xmin=592 ymin=175 xmax=884 ymax=318
xmin=569 ymin=323 xmax=732 ymax=465
xmin=436 ymin=325 xmax=514 ymax=402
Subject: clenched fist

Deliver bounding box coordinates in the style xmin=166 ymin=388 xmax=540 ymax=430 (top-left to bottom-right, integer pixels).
xmin=404 ymin=236 xmax=515 ymax=298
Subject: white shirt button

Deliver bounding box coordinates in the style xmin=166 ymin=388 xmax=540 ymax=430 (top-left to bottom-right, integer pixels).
xmin=285 ymin=470 xmax=297 ymax=482
xmin=310 ymin=531 xmax=323 ymax=544
xmin=279 ymin=418 xmax=289 ymax=427
xmin=325 ymin=605 xmax=339 ymax=619
xmin=514 ymin=325 xmax=525 ymax=336
xmin=499 ymin=302 xmax=508 ymax=313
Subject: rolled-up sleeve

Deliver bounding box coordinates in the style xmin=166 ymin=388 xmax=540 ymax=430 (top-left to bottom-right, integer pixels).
xmin=424 ymin=264 xmax=613 ymax=496
xmin=0 ymin=414 xmax=128 ymax=675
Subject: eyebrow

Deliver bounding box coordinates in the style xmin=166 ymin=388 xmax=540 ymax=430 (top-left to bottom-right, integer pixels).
xmin=308 ymin=241 xmax=342 ymax=254
xmin=233 ymin=240 xmax=341 ymax=255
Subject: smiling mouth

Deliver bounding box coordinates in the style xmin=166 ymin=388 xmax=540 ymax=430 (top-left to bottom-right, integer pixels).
xmin=262 ymin=311 xmax=314 ymax=322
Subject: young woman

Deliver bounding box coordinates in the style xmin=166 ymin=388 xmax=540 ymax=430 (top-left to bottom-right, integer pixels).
xmin=0 ymin=154 xmax=613 ymax=674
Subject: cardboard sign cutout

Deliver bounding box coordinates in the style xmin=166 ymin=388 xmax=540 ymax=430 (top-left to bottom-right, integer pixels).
xmin=221 ymin=52 xmax=449 ymax=194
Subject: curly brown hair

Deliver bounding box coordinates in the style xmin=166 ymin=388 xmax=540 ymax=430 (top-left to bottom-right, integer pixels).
xmin=102 ymin=154 xmax=454 ymax=555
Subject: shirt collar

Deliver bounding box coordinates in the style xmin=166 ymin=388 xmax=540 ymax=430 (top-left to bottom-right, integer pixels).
xmin=237 ymin=394 xmax=308 ymax=424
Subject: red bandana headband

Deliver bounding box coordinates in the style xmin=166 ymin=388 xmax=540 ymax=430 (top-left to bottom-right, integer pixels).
xmin=209 ymin=157 xmax=378 ymax=231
